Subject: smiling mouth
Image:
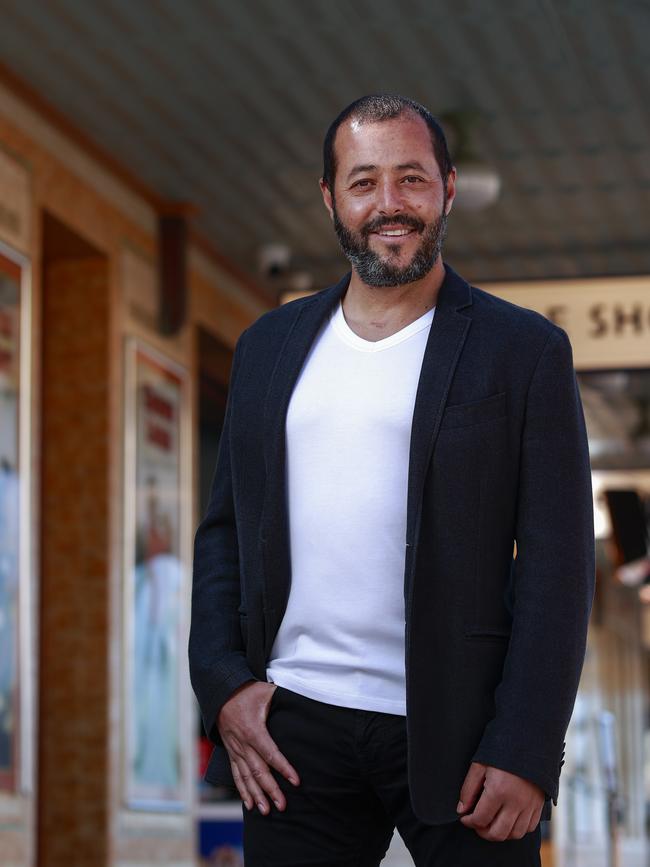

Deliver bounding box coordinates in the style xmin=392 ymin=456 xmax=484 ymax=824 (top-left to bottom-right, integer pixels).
xmin=373 ymin=227 xmax=415 ymax=237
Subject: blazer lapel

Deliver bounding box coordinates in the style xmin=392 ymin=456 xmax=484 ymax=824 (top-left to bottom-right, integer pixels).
xmin=404 ymin=265 xmax=473 ymax=587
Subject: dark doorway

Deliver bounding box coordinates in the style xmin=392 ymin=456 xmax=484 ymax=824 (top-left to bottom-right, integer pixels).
xmin=195 ymin=326 xmax=234 ymax=805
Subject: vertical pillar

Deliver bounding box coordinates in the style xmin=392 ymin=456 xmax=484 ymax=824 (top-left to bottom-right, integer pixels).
xmin=38 ymin=255 xmax=110 ymax=866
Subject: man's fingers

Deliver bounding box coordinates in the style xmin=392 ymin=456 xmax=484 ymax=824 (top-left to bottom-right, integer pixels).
xmin=485 ymin=806 xmax=518 ymax=842
xmin=230 ymin=759 xmax=252 ymax=811
xmin=226 ymin=740 xmax=274 ymax=814
xmin=240 ymin=744 xmax=288 ymax=813
xmin=457 ymin=761 xmax=487 ymax=814
xmin=236 ymin=754 xmax=272 ymax=815
xmin=509 ymin=808 xmax=535 ymax=840
xmin=459 ymin=764 xmax=546 ymax=840
xmin=251 ymin=729 xmax=301 ymax=787
xmin=225 ymin=727 xmax=295 ymax=792
xmin=219 ymin=682 xmax=301 ymax=815
xmin=527 ymin=805 xmax=543 ymax=833
xmin=465 ymin=805 xmax=519 ymax=842
xmin=459 ymin=785 xmax=501 ymax=830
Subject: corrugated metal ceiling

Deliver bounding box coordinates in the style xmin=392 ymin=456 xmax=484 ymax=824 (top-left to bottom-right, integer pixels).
xmin=0 ymin=0 xmax=648 ymax=292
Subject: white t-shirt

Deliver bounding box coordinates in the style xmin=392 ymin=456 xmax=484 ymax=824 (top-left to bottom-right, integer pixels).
xmin=266 ymin=299 xmax=435 ymax=715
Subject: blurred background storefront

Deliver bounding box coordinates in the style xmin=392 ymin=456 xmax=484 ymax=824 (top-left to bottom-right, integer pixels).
xmin=0 ymin=2 xmax=648 ymax=866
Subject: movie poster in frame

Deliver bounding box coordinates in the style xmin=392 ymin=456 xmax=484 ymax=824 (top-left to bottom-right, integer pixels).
xmin=0 ymin=239 xmax=33 ymax=796
xmin=123 ymin=338 xmax=190 ymax=810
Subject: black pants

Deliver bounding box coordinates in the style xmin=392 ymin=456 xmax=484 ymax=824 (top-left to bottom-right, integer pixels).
xmin=242 ymin=685 xmax=542 ymax=866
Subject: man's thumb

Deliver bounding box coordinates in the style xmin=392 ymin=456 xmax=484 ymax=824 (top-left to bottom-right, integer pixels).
xmin=457 ymin=761 xmax=487 ymax=813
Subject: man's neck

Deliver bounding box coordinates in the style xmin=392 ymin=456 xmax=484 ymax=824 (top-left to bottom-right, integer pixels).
xmin=341 ymin=259 xmax=445 ymax=343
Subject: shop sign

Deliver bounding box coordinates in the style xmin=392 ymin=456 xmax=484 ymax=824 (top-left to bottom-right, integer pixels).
xmin=484 ymin=277 xmax=650 ymax=369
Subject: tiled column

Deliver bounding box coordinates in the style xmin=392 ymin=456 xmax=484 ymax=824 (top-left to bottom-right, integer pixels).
xmin=38 ymin=257 xmax=110 ymax=867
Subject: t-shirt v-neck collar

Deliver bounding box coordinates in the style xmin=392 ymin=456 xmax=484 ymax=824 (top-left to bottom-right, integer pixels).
xmin=331 ymin=300 xmax=435 ymax=353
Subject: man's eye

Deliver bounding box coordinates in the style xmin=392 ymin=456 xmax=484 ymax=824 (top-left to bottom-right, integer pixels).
xmin=352 ymin=179 xmax=373 ymax=189
xmin=403 ymin=176 xmax=423 ymax=184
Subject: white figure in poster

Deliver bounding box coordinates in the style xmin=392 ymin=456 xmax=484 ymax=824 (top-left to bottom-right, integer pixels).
xmin=133 ymin=480 xmax=182 ymax=793
xmin=0 ymin=457 xmax=18 ymax=781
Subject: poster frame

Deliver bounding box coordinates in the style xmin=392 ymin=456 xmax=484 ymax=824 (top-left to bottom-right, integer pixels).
xmin=0 ymin=237 xmax=33 ymax=799
xmin=122 ymin=336 xmax=191 ymax=812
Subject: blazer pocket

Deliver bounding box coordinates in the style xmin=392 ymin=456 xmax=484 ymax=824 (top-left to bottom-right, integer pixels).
xmin=464 ymin=627 xmax=512 ymax=642
xmin=440 ymin=391 xmax=507 ymax=431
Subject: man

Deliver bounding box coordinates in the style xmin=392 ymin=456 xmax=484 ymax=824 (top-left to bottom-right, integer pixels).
xmin=190 ymin=94 xmax=595 ymax=866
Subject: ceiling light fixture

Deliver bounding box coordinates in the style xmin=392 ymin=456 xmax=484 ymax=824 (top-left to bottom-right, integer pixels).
xmin=440 ymin=111 xmax=501 ymax=212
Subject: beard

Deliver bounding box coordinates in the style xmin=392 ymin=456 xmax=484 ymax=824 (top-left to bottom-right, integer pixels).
xmin=332 ymin=197 xmax=448 ymax=288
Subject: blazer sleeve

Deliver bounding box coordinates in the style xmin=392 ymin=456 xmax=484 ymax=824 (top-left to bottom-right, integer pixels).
xmin=470 ymin=325 xmax=596 ymax=805
xmin=188 ymin=328 xmax=258 ymax=747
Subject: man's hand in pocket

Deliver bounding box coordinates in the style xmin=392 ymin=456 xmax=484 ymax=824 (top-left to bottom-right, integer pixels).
xmin=217 ymin=682 xmax=301 ymax=814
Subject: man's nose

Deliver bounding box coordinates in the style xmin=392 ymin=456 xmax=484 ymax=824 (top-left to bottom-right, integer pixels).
xmin=375 ymin=180 xmax=405 ymax=215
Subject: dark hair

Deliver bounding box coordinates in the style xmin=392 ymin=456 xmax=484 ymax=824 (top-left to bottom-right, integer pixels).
xmin=322 ymin=94 xmax=453 ymax=191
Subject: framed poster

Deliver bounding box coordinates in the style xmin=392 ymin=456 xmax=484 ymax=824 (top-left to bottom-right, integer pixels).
xmin=123 ymin=339 xmax=190 ymax=809
xmin=0 ymin=239 xmax=33 ymax=795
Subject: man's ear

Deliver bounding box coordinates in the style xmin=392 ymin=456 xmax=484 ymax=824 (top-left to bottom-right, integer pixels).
xmin=319 ymin=178 xmax=334 ymax=222
xmin=444 ymin=166 xmax=457 ymax=216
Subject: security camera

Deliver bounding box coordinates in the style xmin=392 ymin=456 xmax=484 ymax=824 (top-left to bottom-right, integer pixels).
xmin=258 ymin=243 xmax=291 ymax=278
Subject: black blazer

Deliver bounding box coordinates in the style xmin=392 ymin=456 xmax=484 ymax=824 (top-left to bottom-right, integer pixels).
xmin=189 ymin=263 xmax=595 ymax=825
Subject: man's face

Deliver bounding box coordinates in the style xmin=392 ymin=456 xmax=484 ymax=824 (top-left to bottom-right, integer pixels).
xmin=320 ymin=113 xmax=456 ymax=287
